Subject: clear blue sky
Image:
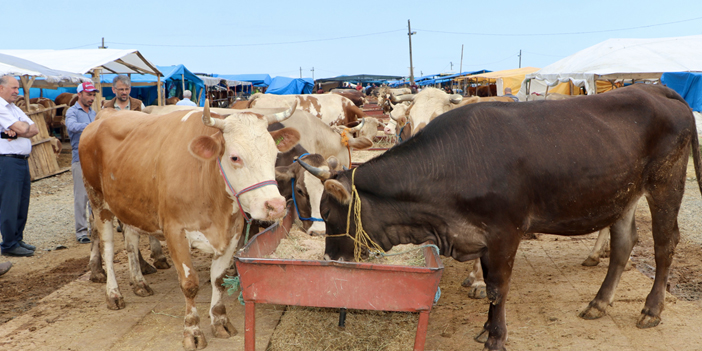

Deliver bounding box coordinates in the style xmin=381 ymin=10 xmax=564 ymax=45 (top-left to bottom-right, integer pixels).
xmin=4 ymin=0 xmax=702 ymax=79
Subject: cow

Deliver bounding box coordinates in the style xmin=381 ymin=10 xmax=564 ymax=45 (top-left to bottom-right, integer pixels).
xmin=166 ymin=96 xmax=180 ymax=105
xmin=79 ymin=100 xmax=301 ymax=350
xmin=297 ymin=84 xmax=701 ymax=351
xmin=376 ymin=86 xmax=413 ymax=114
xmin=249 ymin=93 xmax=366 ymax=127
xmin=330 ymin=88 xmax=365 ymax=107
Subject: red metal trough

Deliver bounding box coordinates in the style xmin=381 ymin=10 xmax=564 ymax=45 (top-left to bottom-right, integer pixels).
xmin=234 ymin=206 xmax=444 ymax=351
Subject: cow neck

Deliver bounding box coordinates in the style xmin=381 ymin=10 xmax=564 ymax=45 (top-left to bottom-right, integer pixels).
xmin=216 ymin=157 xmax=277 ymax=223
xmin=292 ymin=153 xmax=323 ymax=222
xmin=341 ymin=168 xmax=384 ymax=261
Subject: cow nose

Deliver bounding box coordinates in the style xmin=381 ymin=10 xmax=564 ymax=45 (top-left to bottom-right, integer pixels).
xmin=384 ymin=126 xmax=393 ymax=135
xmin=265 ymin=197 xmax=286 ymax=219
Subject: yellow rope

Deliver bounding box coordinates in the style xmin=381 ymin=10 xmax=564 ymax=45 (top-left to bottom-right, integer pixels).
xmin=347 ymin=168 xmax=384 ymax=261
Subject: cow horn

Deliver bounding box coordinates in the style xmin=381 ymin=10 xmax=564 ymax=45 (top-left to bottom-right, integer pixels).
xmin=266 ymin=99 xmax=298 ymax=124
xmin=202 ymin=99 xmax=226 ymax=130
xmin=297 ymin=157 xmax=331 ymax=181
xmin=346 ymin=117 xmax=365 ymax=132
xmin=392 ymin=94 xmax=415 ymax=103
xmin=449 ymin=94 xmax=463 ymax=104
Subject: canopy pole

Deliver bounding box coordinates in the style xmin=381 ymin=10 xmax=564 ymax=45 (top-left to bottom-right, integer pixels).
xmin=157 ymin=75 xmax=163 ymax=106
xmin=19 ymin=75 xmax=35 ymax=112
xmin=91 ymin=68 xmax=103 ymax=112
xmin=182 ymin=73 xmax=185 ymax=98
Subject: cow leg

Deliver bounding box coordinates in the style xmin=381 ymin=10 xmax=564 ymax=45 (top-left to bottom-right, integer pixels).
xmin=100 ymin=217 xmax=125 ymax=310
xmin=88 ymin=209 xmax=106 ymax=283
xmin=124 ymin=227 xmax=154 ymax=297
xmin=579 ymin=204 xmax=638 ymax=320
xmin=209 ymin=226 xmax=243 ymax=338
xmin=165 ymin=225 xmax=206 ymax=351
xmin=461 ymin=259 xmax=487 ymax=299
xmin=582 ymin=228 xmax=610 ymax=266
xmin=474 ymin=234 xmax=520 ymax=351
xmin=149 ymin=235 xmax=171 ymax=269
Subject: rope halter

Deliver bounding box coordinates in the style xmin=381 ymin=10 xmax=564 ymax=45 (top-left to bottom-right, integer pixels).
xmin=216 ymin=157 xmax=278 ymax=223
xmin=292 ymin=153 xmax=323 ymax=222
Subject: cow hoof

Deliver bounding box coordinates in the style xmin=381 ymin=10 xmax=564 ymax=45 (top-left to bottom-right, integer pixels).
xmin=183 ymin=330 xmax=208 ymax=350
xmin=133 ymin=283 xmax=154 ymax=297
xmin=581 ymin=256 xmax=600 ymax=266
xmin=90 ymin=272 xmax=107 ymax=283
xmin=140 ymin=262 xmax=158 ymax=275
xmin=474 ymin=328 xmax=489 ymax=343
xmin=579 ymin=304 xmax=606 ymax=320
xmin=153 ymin=258 xmax=171 ymax=269
xmin=636 ymin=312 xmax=661 ymax=329
xmin=212 ymin=320 xmax=237 ymax=338
xmin=482 ymin=346 xmax=507 ymax=351
xmin=461 ymin=276 xmax=474 ymax=288
xmin=106 ymin=294 xmax=125 ymax=310
xmin=469 ymin=284 xmax=487 ymax=299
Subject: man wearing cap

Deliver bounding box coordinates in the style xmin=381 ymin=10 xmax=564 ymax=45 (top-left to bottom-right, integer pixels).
xmin=0 ymin=75 xmax=39 ymax=257
xmin=103 ymin=75 xmax=145 ymax=111
xmin=65 ymin=81 xmax=98 ymax=244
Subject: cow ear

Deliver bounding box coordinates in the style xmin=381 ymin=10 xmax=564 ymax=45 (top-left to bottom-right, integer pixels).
xmin=325 ymin=179 xmax=351 ymax=205
xmin=275 ymin=164 xmax=295 ymax=182
xmin=348 ymin=136 xmax=373 ymax=150
xmin=189 ymin=135 xmax=222 ymax=161
xmin=396 ymin=115 xmax=407 ymax=127
xmin=270 ymin=127 xmax=301 ymax=152
xmin=326 ymin=156 xmax=340 ymax=171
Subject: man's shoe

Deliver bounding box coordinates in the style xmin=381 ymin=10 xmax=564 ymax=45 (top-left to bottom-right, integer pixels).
xmin=18 ymin=241 xmax=36 ymax=251
xmin=77 ymin=236 xmax=91 ymax=244
xmin=0 ymin=261 xmax=11 ymax=276
xmin=2 ymin=246 xmax=34 ymax=257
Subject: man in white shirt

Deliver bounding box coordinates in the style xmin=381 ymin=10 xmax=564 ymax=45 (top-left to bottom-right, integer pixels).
xmin=175 ymin=90 xmax=197 ymax=106
xmin=0 ymin=75 xmax=39 ymax=257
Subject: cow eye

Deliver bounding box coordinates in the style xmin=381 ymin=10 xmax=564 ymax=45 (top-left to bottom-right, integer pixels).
xmin=296 ymin=188 xmax=304 ymax=195
xmin=322 ymin=209 xmax=330 ymax=219
xmin=230 ymin=156 xmax=239 ymax=162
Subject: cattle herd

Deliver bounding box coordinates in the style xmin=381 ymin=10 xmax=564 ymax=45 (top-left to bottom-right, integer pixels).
xmin=70 ymin=83 xmax=701 ymax=350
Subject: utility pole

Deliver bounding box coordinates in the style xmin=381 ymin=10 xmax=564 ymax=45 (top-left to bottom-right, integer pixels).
xmin=299 ymin=67 xmax=302 ymax=78
xmin=450 ymin=62 xmax=453 ymax=71
xmin=99 ymin=37 xmax=107 ymax=49
xmin=519 ymin=50 xmax=522 ymax=68
xmin=459 ymin=44 xmax=464 ymax=74
xmin=407 ymin=20 xmax=416 ymax=85
xmin=311 ymin=67 xmax=314 ymax=81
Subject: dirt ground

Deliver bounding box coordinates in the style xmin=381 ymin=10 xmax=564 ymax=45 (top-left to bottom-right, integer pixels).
xmin=2 ymin=150 xmax=702 ymax=350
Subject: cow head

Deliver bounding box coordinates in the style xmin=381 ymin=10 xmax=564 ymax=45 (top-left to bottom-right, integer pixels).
xmin=276 ymin=153 xmax=340 ymax=236
xmin=401 ymin=87 xmax=462 ymax=135
xmin=188 ymin=100 xmax=301 ymax=221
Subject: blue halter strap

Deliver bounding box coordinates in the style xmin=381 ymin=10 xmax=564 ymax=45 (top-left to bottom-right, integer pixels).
xmin=292 ymin=153 xmax=324 ymax=222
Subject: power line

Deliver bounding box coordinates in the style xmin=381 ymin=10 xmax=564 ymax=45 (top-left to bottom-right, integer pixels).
xmin=107 ymin=29 xmax=405 ymax=48
xmin=415 ymin=16 xmax=702 ymax=37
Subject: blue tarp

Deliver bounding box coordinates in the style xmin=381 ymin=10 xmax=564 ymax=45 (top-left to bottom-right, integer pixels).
xmin=101 ymin=64 xmax=206 ymax=106
xmin=215 ymin=74 xmax=272 ymax=87
xmin=661 ymin=72 xmax=702 ymax=112
xmin=266 ymin=77 xmax=314 ymax=95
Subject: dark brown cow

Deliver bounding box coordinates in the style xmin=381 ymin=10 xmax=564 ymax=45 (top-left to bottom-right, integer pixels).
xmin=300 ymin=84 xmax=701 ymax=351
xmin=80 ymin=101 xmax=300 ymax=350
xmin=330 ymin=88 xmax=365 ymax=107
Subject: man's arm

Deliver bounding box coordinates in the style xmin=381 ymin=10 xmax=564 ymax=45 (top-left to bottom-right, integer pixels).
xmin=9 ymin=121 xmax=38 ymax=138
xmin=65 ymin=108 xmax=89 ymax=133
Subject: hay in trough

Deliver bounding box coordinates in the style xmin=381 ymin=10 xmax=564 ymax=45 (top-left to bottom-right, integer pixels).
xmin=268 ymin=306 xmax=418 ymax=351
xmin=269 ymin=223 xmax=426 ymax=266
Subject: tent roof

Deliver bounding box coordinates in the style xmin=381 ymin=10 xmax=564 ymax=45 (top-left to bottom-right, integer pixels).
xmin=458 ymin=67 xmax=539 ymax=81
xmin=526 ymin=35 xmax=702 ymax=93
xmin=195 ymin=75 xmax=251 ymax=87
xmin=0 ymin=53 xmax=90 ymax=87
xmin=99 ymin=64 xmax=203 ymax=89
xmin=0 ymin=49 xmax=161 ymax=76
xmin=266 ymin=77 xmax=314 ymax=95
xmin=215 ymin=74 xmax=271 ymax=87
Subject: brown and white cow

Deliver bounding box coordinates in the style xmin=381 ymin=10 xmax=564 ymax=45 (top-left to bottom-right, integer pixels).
xmin=301 ymin=84 xmax=701 ymax=351
xmin=248 ymin=93 xmax=366 ymax=127
xmin=79 ymin=101 xmax=300 ymax=350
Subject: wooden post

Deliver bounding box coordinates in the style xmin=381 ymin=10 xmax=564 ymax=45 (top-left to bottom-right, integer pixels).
xmin=157 ymin=75 xmax=163 ymax=106
xmin=182 ymin=73 xmax=186 ymax=98
xmin=19 ymin=75 xmax=35 ymax=110
xmin=92 ymin=68 xmax=102 ymax=112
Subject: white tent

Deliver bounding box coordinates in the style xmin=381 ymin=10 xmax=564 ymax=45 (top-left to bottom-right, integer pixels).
xmin=0 ymin=49 xmax=163 ymax=107
xmin=523 ymin=35 xmax=702 ymax=95
xmin=0 ymin=49 xmax=161 ymax=76
xmin=0 ymin=53 xmax=91 ymax=88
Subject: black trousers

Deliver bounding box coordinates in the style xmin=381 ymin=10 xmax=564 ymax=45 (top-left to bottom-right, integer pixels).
xmin=0 ymin=156 xmax=31 ymax=252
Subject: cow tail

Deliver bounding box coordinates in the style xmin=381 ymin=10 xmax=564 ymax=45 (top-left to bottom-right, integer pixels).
xmin=692 ymin=116 xmax=702 ymax=197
